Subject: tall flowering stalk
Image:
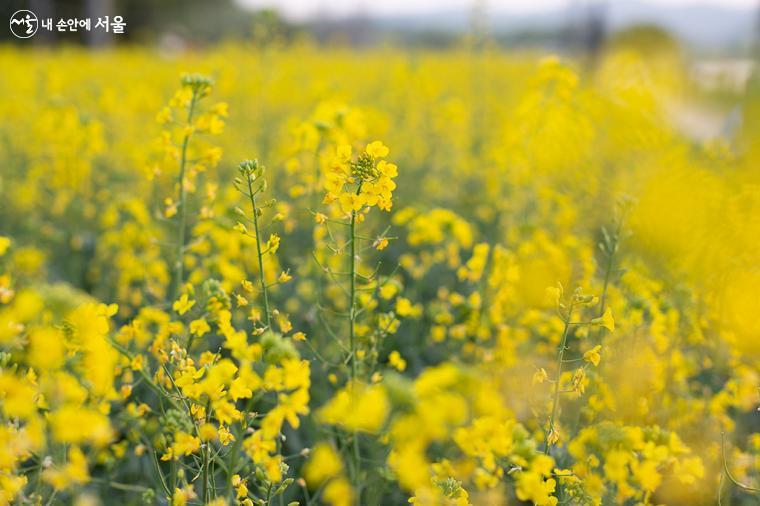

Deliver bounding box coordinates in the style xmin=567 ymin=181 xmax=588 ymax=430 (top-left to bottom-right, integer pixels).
xmin=235 ymin=159 xmax=274 ymax=329
xmin=542 ymin=285 xmax=614 ymax=456
xmin=173 ymin=75 xmax=212 ymax=297
xmin=320 ymin=140 xmax=398 ymax=497
xmin=155 ymin=73 xmax=224 ymax=299
xmin=325 ymin=141 xmax=397 ymax=378
xmin=544 ymin=292 xmax=574 ymax=455
xmin=232 ymin=158 xmax=308 ymax=504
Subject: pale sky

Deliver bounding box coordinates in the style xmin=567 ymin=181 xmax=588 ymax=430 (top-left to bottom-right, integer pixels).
xmin=236 ymin=0 xmax=758 ymax=20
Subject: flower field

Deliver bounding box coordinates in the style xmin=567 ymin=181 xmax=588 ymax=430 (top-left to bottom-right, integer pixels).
xmin=0 ymin=44 xmax=759 ymax=505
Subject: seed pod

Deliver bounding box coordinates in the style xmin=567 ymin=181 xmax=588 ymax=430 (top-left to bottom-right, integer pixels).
xmin=274 ymin=478 xmax=295 ymax=495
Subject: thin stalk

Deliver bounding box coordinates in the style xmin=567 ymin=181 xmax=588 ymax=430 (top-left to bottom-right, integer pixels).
xmin=599 ymin=249 xmax=615 ymax=313
xmin=202 ymin=403 xmax=211 ymax=503
xmin=545 ymin=303 xmax=574 ymax=455
xmin=174 ymin=92 xmax=198 ymax=299
xmin=150 ymin=449 xmax=172 ymax=497
xmin=721 ymin=432 xmax=760 ymax=493
xmin=226 ymin=436 xmax=242 ymax=500
xmin=169 ymin=459 xmax=177 ymax=503
xmin=347 ymin=184 xmax=362 ymax=503
xmin=349 ymin=211 xmax=358 ymax=380
xmin=265 ymin=483 xmax=273 ymax=505
xmin=599 ymin=223 xmax=621 ymax=313
xmin=348 ymin=183 xmax=362 ymax=380
xmin=91 ymin=478 xmax=150 ymax=493
xmin=247 ymin=176 xmax=272 ymax=329
xmin=599 ymin=206 xmax=627 ymax=313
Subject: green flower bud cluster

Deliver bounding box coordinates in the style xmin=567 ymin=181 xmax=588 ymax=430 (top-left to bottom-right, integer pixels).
xmin=180 ymin=73 xmax=214 ymax=97
xmin=351 ymin=152 xmax=380 ymax=182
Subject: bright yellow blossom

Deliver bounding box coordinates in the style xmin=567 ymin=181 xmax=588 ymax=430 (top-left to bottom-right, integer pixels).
xmin=173 ymin=293 xmax=195 ymax=315
xmin=583 ymin=345 xmax=602 ymax=366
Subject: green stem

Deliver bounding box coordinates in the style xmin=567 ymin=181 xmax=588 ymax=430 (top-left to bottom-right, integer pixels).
xmin=545 ymin=303 xmax=574 ymax=455
xmin=348 ymin=183 xmax=363 ymax=380
xmin=347 ymin=184 xmax=362 ymax=503
xmin=721 ymin=432 xmax=760 ymax=494
xmin=169 ymin=459 xmax=177 ymax=502
xmin=226 ymin=435 xmax=242 ymax=500
xmin=202 ymin=403 xmax=211 ymax=503
xmin=599 ymin=250 xmax=614 ymax=313
xmin=265 ymin=483 xmax=273 ymax=505
xmin=174 ymin=92 xmax=198 ymax=299
xmin=247 ymin=176 xmax=271 ymax=329
xmin=599 ymin=207 xmax=627 ymax=313
xmin=150 ymin=449 xmax=172 ymax=498
xmin=91 ymin=478 xmax=150 ymax=493
xmin=349 ymin=211 xmax=357 ymax=381
xmin=599 ymin=222 xmax=621 ymax=313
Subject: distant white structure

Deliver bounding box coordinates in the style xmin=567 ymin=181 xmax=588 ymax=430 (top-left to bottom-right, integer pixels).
xmin=692 ymin=59 xmax=756 ymax=92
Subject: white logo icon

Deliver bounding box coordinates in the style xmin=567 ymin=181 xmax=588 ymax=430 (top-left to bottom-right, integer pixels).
xmin=10 ymin=10 xmax=38 ymax=39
